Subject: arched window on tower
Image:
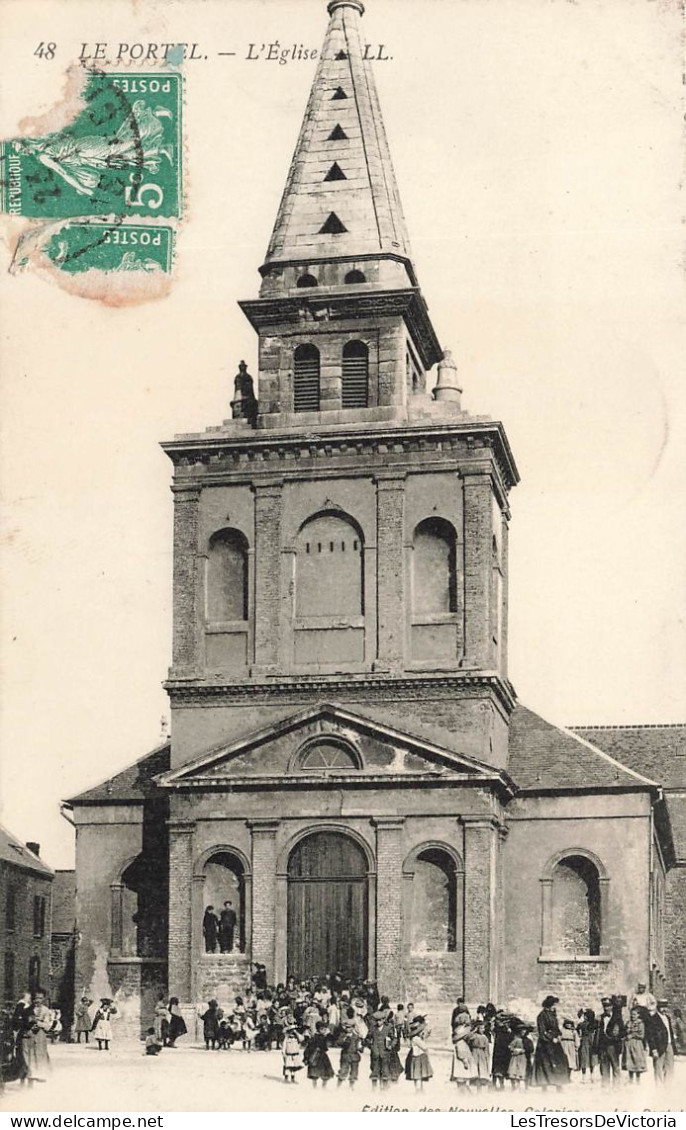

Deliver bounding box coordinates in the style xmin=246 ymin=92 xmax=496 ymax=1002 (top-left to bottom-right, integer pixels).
xmin=207 ymin=529 xmax=248 ymax=622
xmin=341 ymin=340 xmax=369 ymax=408
xmin=293 ymin=344 xmax=321 ymax=412
xmin=296 ymin=272 xmax=318 ymax=288
xmin=344 ymin=269 xmax=366 ymax=284
xmin=293 ymin=512 xmax=365 ymax=666
xmin=410 ymin=518 xmax=460 ymax=663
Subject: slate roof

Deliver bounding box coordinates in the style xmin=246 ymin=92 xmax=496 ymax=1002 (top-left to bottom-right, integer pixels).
xmin=263 ymin=0 xmax=412 ymax=268
xmin=66 ymin=741 xmax=170 ymax=805
xmin=570 ymin=726 xmax=686 ymax=790
xmin=507 ymin=706 xmax=657 ymax=792
xmin=0 ymin=824 xmax=53 ymax=878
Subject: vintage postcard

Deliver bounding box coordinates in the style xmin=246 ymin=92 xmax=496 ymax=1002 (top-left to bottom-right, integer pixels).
xmin=0 ymin=0 xmax=684 ymax=1117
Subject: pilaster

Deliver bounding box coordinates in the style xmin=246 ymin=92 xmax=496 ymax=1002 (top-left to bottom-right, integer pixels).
xmin=168 ymin=820 xmax=195 ymax=1001
xmin=249 ymin=819 xmax=280 ymax=979
xmin=462 ymin=467 xmax=493 ymax=669
xmin=462 ymin=815 xmax=501 ymax=1003
xmin=374 ymin=816 xmax=405 ymax=996
xmin=171 ymin=487 xmax=201 ymax=673
xmin=252 ymin=481 xmax=283 ymax=673
xmin=374 ymin=474 xmax=406 ymax=671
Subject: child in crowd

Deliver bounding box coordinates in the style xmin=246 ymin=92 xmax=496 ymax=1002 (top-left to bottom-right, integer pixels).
xmin=407 ymin=1016 xmax=433 ymax=1090
xmin=467 ymin=1019 xmax=491 ymax=1088
xmin=624 ymin=1007 xmax=648 ymax=1083
xmin=144 ymin=1027 xmax=162 ymax=1056
xmin=337 ymin=1008 xmax=362 ymax=1088
xmin=304 ymin=1020 xmax=334 ymax=1087
xmin=92 ymin=998 xmax=117 ymax=1051
xmin=74 ymin=996 xmax=93 ymax=1044
xmin=282 ymin=1023 xmax=304 ymax=1083
xmin=507 ymin=1027 xmax=527 ymax=1089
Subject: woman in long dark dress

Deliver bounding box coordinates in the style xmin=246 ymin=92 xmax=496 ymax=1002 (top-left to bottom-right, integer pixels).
xmin=534 ymin=996 xmax=570 ymax=1089
xmin=166 ymin=997 xmax=187 ymax=1047
xmin=304 ymin=1021 xmax=334 ymax=1086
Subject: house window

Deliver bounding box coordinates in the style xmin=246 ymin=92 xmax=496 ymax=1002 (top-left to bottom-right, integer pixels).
xmin=341 ymin=340 xmax=369 ymax=408
xmin=207 ymin=529 xmax=249 ymax=621
xmin=33 ymin=895 xmax=46 ymax=938
xmin=5 ymin=885 xmax=17 ymax=931
xmin=28 ymin=955 xmax=40 ymax=993
xmin=293 ymin=344 xmax=321 ymax=412
xmin=4 ymin=950 xmax=15 ymax=1002
xmin=412 ymin=518 xmax=458 ymax=615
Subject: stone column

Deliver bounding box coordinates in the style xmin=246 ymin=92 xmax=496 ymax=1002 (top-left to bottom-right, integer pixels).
xmin=462 ymin=816 xmax=500 ymax=1004
xmin=249 ymin=820 xmax=279 ymax=981
xmin=191 ymin=872 xmax=206 ymax=1001
xmin=374 ymin=817 xmax=405 ymax=997
xmin=168 ymin=820 xmax=195 ymax=1001
xmin=374 ymin=474 xmax=406 ymax=671
xmin=171 ymin=486 xmax=201 ymax=674
xmin=462 ymin=466 xmax=493 ymax=669
xmin=252 ymin=481 xmax=283 ymax=674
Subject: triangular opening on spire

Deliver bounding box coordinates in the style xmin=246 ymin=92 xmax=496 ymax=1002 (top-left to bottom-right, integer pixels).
xmin=324 ymin=162 xmax=347 ymax=182
xmin=319 ymin=212 xmax=347 ymax=235
xmin=335 ymin=50 xmax=348 ymax=60
xmin=331 ymin=87 xmax=348 ymax=100
xmin=328 ymin=124 xmax=348 ymax=141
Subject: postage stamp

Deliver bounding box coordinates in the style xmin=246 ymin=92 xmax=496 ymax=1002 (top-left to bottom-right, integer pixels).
xmin=41 ymin=220 xmax=174 ymax=274
xmin=0 ymin=70 xmax=182 ymax=219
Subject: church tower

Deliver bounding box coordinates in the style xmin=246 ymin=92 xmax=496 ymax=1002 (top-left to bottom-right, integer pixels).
xmin=68 ymin=0 xmax=676 ymax=1034
xmin=159 ymin=0 xmax=519 ymax=1005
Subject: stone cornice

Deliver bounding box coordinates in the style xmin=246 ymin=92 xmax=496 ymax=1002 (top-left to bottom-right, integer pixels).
xmin=162 ymin=421 xmax=519 ymax=495
xmin=238 ymin=288 xmax=442 ymax=370
xmin=164 ymin=671 xmax=517 ymax=716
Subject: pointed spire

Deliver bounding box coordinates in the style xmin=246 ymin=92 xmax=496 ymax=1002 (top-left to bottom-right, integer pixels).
xmin=263 ymin=0 xmax=412 ymax=270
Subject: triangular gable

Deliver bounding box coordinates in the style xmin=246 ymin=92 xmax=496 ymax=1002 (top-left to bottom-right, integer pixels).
xmin=156 ymin=703 xmax=513 ymax=792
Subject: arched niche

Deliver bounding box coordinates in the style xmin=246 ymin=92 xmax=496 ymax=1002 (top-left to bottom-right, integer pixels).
xmin=410 ymin=518 xmax=460 ymax=664
xmin=402 ymin=842 xmax=464 ymax=956
xmin=111 ymin=853 xmax=167 ymax=960
xmin=293 ymin=510 xmax=366 ymax=666
xmin=200 ymin=850 xmax=249 ymax=954
xmin=540 ymin=848 xmax=610 ymax=960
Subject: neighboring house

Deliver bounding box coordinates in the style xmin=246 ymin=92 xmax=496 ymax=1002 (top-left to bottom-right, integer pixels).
xmin=1 ymin=826 xmax=53 ymax=1006
xmin=51 ymin=869 xmax=76 ymax=1036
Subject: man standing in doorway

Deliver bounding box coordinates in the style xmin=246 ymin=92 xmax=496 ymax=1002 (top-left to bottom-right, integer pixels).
xmin=219 ymin=900 xmax=237 ymax=953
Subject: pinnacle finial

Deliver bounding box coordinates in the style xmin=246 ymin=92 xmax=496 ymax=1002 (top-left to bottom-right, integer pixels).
xmin=327 ymin=0 xmax=364 ymax=16
xmin=433 ymin=349 xmax=463 ymax=404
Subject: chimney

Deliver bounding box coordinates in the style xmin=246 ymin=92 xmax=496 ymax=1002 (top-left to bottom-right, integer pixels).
xmin=26 ymin=841 xmax=40 ymax=857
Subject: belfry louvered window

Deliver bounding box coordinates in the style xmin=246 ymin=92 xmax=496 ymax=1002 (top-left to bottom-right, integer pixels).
xmin=342 ymin=340 xmax=369 ymax=408
xmin=293 ymin=343 xmax=321 ymax=412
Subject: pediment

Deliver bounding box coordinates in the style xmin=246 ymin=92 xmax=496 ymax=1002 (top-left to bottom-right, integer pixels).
xmin=156 ymin=704 xmax=513 ymax=794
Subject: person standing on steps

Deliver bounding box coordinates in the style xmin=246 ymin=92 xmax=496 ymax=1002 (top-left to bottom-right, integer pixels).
xmin=219 ymin=900 xmax=237 ymax=953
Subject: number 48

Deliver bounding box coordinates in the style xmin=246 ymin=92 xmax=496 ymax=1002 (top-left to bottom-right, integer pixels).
xmin=34 ymin=42 xmax=57 ymax=60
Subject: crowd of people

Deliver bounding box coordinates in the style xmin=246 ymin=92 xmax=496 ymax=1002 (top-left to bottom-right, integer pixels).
xmin=177 ymin=969 xmax=683 ymax=1091
xmin=4 ymin=973 xmax=684 ymax=1094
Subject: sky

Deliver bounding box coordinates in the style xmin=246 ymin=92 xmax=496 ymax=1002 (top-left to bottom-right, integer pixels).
xmin=0 ymin=0 xmax=684 ymax=870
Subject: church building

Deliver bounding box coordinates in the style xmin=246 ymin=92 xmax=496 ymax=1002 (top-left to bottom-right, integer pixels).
xmin=65 ymin=0 xmax=684 ymax=1035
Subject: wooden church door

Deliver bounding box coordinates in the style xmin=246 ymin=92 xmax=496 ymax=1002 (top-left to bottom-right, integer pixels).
xmin=287 ymin=831 xmax=368 ymax=982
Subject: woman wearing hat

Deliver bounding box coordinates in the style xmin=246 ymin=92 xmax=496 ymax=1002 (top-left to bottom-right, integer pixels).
xmin=534 ymin=996 xmax=570 ymax=1089
xmin=450 ymin=1012 xmax=476 ymax=1089
xmin=74 ymin=996 xmax=93 ymax=1044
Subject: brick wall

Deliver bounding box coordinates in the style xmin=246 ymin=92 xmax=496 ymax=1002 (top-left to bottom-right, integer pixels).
xmin=172 ymin=487 xmax=200 ymax=671
xmin=664 ymin=867 xmax=686 ymax=1009
xmin=168 ymin=822 xmax=193 ymax=1000
xmin=253 ymin=483 xmax=283 ymax=670
xmin=375 ymin=476 xmax=406 ymax=669
xmin=374 ymin=817 xmax=404 ymax=997
xmin=463 ymin=820 xmax=496 ymax=1002
xmin=405 ymin=954 xmax=463 ymax=1003
xmin=249 ymin=821 xmax=278 ymax=978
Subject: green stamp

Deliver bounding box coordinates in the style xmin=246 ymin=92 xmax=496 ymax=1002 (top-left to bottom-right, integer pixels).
xmin=41 ymin=220 xmax=174 ymax=273
xmin=0 ymin=71 xmax=182 ymax=219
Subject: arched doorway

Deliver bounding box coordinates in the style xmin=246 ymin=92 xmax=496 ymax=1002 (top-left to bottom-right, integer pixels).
xmin=287 ymin=831 xmax=368 ymax=982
